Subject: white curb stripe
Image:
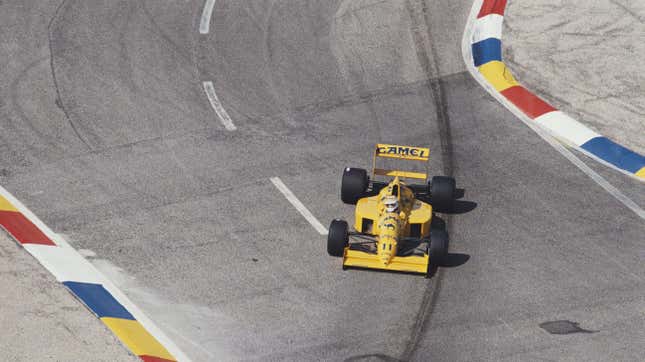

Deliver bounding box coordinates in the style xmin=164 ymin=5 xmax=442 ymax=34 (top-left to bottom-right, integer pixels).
xmin=23 ymin=244 xmax=107 ymax=285
xmin=472 ymin=14 xmax=504 ymax=43
xmin=534 ymin=111 xmax=600 ymax=147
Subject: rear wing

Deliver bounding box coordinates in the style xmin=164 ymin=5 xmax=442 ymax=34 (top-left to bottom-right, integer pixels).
xmin=372 ymin=144 xmax=430 ymax=181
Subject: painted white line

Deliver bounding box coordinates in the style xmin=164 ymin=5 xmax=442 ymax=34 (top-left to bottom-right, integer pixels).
xmin=461 ymin=0 xmax=645 ymax=220
xmin=203 ymin=81 xmax=236 ymax=131
xmin=270 ymin=177 xmax=329 ymax=235
xmin=0 ymin=185 xmax=193 ymax=362
xmin=199 ymin=0 xmax=216 ymax=34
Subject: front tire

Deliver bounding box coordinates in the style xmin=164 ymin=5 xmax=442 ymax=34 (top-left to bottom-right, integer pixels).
xmin=327 ymin=219 xmax=349 ymax=257
xmin=430 ymin=176 xmax=455 ymax=212
xmin=428 ymin=229 xmax=448 ymax=270
xmin=341 ymin=168 xmax=369 ymax=204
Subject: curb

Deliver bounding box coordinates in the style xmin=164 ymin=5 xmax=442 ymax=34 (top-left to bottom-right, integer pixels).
xmin=463 ymin=0 xmax=645 ymax=181
xmin=0 ymin=186 xmax=190 ymax=362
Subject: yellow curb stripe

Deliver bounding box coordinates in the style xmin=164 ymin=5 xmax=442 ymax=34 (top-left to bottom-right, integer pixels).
xmin=101 ymin=317 xmax=175 ymax=361
xmin=635 ymin=166 xmax=645 ymax=179
xmin=478 ymin=60 xmax=518 ymax=92
xmin=0 ymin=194 xmax=18 ymax=212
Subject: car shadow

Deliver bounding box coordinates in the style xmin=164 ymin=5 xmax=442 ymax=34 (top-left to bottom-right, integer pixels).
xmin=449 ymin=200 xmax=478 ymax=214
xmin=431 ymin=214 xmax=472 ymax=269
xmin=441 ymin=253 xmax=470 ymax=267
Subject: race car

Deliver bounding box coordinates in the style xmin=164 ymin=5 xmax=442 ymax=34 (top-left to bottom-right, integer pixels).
xmin=327 ymin=144 xmax=457 ymax=277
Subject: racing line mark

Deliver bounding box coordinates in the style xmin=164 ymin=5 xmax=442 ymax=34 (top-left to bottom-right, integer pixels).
xmin=203 ymin=81 xmax=236 ymax=131
xmin=270 ymin=177 xmax=329 ymax=235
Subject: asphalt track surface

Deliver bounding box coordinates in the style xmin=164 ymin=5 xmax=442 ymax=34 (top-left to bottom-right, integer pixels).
xmin=1 ymin=0 xmax=643 ymax=361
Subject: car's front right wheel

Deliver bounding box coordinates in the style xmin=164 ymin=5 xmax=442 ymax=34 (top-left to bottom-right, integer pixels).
xmin=427 ymin=229 xmax=448 ymax=272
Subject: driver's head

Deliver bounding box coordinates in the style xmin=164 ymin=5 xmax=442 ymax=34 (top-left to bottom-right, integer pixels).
xmin=384 ymin=196 xmax=399 ymax=213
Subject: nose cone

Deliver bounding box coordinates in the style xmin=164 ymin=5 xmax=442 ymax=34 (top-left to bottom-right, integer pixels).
xmin=380 ymin=252 xmax=393 ymax=265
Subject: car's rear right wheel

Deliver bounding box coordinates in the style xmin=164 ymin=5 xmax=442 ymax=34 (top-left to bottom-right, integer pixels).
xmin=327 ymin=219 xmax=349 ymax=257
xmin=429 ymin=176 xmax=455 ymax=212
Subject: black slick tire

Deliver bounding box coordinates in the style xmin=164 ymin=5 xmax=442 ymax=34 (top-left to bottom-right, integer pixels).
xmin=341 ymin=168 xmax=369 ymax=205
xmin=327 ymin=219 xmax=349 ymax=257
xmin=430 ymin=176 xmax=456 ymax=212
xmin=428 ymin=229 xmax=448 ymax=271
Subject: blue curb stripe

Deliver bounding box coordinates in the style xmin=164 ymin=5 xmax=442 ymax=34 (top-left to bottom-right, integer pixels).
xmin=472 ymin=38 xmax=501 ymax=67
xmin=63 ymin=281 xmax=135 ymax=320
xmin=580 ymin=137 xmax=645 ymax=174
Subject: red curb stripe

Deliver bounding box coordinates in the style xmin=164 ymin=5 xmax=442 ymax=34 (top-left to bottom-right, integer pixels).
xmin=501 ymin=85 xmax=557 ymax=119
xmin=0 ymin=210 xmax=55 ymax=245
xmin=477 ymin=0 xmax=507 ymax=18
xmin=139 ymin=356 xmax=176 ymax=362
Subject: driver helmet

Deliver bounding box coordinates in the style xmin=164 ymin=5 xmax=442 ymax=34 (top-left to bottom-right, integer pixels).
xmin=384 ymin=196 xmax=399 ymax=213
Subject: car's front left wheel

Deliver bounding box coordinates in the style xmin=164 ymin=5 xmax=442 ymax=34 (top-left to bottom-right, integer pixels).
xmin=327 ymin=219 xmax=349 ymax=257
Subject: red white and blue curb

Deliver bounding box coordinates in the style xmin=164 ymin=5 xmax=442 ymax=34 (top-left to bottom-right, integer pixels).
xmin=0 ymin=185 xmax=190 ymax=362
xmin=463 ymin=0 xmax=645 ymax=181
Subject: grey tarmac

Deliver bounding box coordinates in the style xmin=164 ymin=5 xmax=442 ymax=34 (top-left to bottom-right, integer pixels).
xmin=0 ymin=0 xmax=643 ymax=361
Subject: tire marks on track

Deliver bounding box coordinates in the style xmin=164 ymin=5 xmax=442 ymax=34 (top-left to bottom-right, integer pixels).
xmin=48 ymin=0 xmax=94 ymax=151
xmin=401 ymin=1 xmax=455 ymax=360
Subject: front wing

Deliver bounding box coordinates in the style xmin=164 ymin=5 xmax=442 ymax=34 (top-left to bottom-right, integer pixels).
xmin=342 ymin=248 xmax=429 ymax=275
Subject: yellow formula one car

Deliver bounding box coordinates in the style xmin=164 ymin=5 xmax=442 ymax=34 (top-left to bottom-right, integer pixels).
xmin=327 ymin=144 xmax=457 ymax=277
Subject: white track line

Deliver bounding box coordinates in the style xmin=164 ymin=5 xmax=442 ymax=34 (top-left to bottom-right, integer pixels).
xmin=203 ymin=81 xmax=236 ymax=131
xmin=199 ymin=0 xmax=216 ymax=34
xmin=270 ymin=177 xmax=329 ymax=235
xmin=461 ymin=0 xmax=644 ymax=221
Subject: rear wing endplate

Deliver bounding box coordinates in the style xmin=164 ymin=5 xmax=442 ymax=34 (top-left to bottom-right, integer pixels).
xmin=372 ymin=144 xmax=430 ymax=181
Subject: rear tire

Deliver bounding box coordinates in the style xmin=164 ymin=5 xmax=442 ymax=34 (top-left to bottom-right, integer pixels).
xmin=327 ymin=219 xmax=349 ymax=257
xmin=341 ymin=168 xmax=369 ymax=205
xmin=428 ymin=229 xmax=448 ymax=269
xmin=430 ymin=176 xmax=455 ymax=212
